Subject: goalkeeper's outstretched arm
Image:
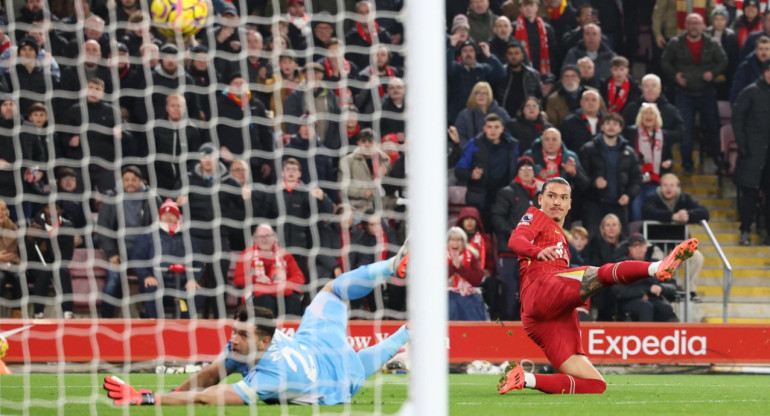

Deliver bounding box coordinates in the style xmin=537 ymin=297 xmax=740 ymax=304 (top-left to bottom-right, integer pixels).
xmin=174 ymin=358 xmax=230 ymax=392
xmin=156 ymin=384 xmax=246 ymax=405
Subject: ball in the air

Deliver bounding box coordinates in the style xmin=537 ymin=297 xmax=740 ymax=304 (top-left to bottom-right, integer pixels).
xmin=0 ymin=336 xmax=8 ymax=359
xmin=151 ymin=0 xmax=209 ymax=39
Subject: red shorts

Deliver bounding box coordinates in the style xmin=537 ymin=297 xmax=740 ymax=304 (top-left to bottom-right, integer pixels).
xmin=520 ymin=267 xmax=588 ymax=369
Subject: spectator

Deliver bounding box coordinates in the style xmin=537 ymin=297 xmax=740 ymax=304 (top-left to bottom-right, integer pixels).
xmin=175 ymin=143 xmax=241 ymax=318
xmin=652 ymin=0 xmax=716 ymax=51
xmin=541 ymin=71 xmax=556 ymax=96
xmin=732 ymin=61 xmax=770 ymax=246
xmin=265 ymin=51 xmax=304 ymax=121
xmin=207 ymin=3 xmax=242 ymax=78
xmin=62 ymin=77 xmax=121 ymax=194
xmin=348 ymin=213 xmax=400 ymax=313
xmin=187 ymin=45 xmax=217 ymax=122
xmin=382 ymin=135 xmax=407 ymax=214
xmin=450 ymin=14 xmax=473 ymax=46
xmin=283 ymin=114 xmax=336 ymax=195
xmin=585 ymin=213 xmax=624 ymax=321
xmin=569 ymin=225 xmax=590 ymax=261
xmin=661 ymin=13 xmax=727 ymax=173
xmin=542 ymin=0 xmax=577 ymax=41
xmin=379 ymin=77 xmax=406 ymax=136
xmin=317 ymin=38 xmax=357 ymax=106
xmin=611 ymin=233 xmax=678 ymax=322
xmin=150 ymin=94 xmax=204 ymax=197
xmin=56 ymin=39 xmax=113 ymax=120
xmin=151 ymin=44 xmax=204 ymax=122
xmin=243 ymin=31 xmax=270 ymax=104
xmin=706 ymin=6 xmax=740 ymax=101
xmin=576 ymin=56 xmax=600 ymax=89
xmin=447 ymin=226 xmax=489 ymax=321
xmin=344 ymin=1 xmax=392 ymax=70
xmin=25 ymin=202 xmax=75 ymax=319
xmin=740 ymin=10 xmax=770 ymax=60
xmin=621 ymin=74 xmax=685 ymax=147
xmin=730 ymin=35 xmax=770 ymax=105
xmin=225 ymin=159 xmax=260 ymax=252
xmin=455 ymin=205 xmax=496 ymax=285
xmin=0 ymin=98 xmax=18 ymax=220
xmin=626 ymin=103 xmax=674 ymax=222
xmin=600 ymin=56 xmax=640 ymax=114
xmin=97 ymin=166 xmax=160 ymax=318
xmin=487 ymin=16 xmax=516 ymax=61
xmin=284 ymin=62 xmax=343 ymax=150
xmin=545 ymin=64 xmax=605 ymax=129
xmin=317 ymin=204 xmax=355 ymax=281
xmin=491 ymin=155 xmax=537 ymax=320
xmin=455 ymin=81 xmax=511 ymax=147
xmin=720 ymin=0 xmax=740 ymax=26
xmin=560 ymin=3 xmax=599 ymax=55
xmin=561 ymin=89 xmax=604 ymax=152
xmin=15 ymin=0 xmax=59 ymax=41
xmin=523 ymin=127 xmax=589 ymax=222
xmin=0 ymin=23 xmax=61 ymax=83
xmin=311 ymin=12 xmax=337 ymax=62
xmin=578 ymin=113 xmax=641 ymax=236
xmin=262 ymin=157 xmax=334 ymax=278
xmin=3 ymin=37 xmax=57 ymax=117
xmin=495 ymin=42 xmax=543 ymax=119
xmin=114 ymin=0 xmax=140 ymax=39
xmin=562 ymin=23 xmax=616 ymax=82
xmin=338 ymin=129 xmax=391 ymax=213
xmin=233 ymin=224 xmax=306 ymax=317
xmin=355 ymin=45 xmax=402 ymax=115
xmin=54 ymin=168 xmax=87 ymax=232
xmin=505 ymin=96 xmax=551 ymax=153
xmin=455 ymin=113 xmax=519 ymax=229
xmin=0 ymin=200 xmax=21 ymax=318
xmin=19 ymin=102 xmax=49 ymax=219
xmin=446 ymin=37 xmax=505 ymax=124
xmin=114 ymin=42 xmax=144 ymax=125
xmin=732 ymin=0 xmax=762 ymax=48
xmin=131 ymin=199 xmax=204 ymax=319
xmin=66 ymin=15 xmax=110 ymax=59
xmin=468 ymin=0 xmax=498 ymax=46
xmin=286 ymin=0 xmax=310 ymax=53
xmin=216 ymin=73 xmax=273 ymax=184
xmin=512 ymin=0 xmax=558 ymax=75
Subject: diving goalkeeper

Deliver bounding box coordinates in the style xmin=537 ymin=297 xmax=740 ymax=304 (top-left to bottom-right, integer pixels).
xmin=103 ymin=244 xmax=410 ymax=406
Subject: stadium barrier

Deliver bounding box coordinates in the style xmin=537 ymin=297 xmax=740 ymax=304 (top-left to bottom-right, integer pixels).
xmin=1 ymin=320 xmax=768 ymax=365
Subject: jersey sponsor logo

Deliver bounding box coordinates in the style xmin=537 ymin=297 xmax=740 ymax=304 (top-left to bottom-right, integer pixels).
xmin=588 ymin=329 xmax=706 ymax=360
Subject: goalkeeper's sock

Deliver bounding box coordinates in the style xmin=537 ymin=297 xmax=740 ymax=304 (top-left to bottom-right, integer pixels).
xmin=357 ymin=324 xmax=410 ymax=379
xmin=331 ymin=260 xmax=392 ymax=301
xmin=530 ymin=373 xmax=606 ymax=394
xmin=596 ymin=261 xmax=653 ymax=286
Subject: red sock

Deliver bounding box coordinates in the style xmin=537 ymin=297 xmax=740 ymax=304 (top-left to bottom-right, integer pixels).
xmin=533 ymin=374 xmax=607 ymax=394
xmin=596 ymin=261 xmax=651 ymax=286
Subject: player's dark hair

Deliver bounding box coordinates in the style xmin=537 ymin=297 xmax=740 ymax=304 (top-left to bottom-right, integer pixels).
xmin=542 ymin=177 xmax=571 ymax=194
xmin=235 ymin=305 xmax=276 ymax=338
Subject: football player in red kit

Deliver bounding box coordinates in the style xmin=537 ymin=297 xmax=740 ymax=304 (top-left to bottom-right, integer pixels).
xmin=498 ymin=177 xmax=698 ymax=395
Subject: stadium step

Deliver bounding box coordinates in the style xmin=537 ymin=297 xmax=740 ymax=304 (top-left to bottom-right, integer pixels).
xmin=690 ymin=231 xmax=759 ymax=245
xmin=693 ymin=302 xmax=770 ymax=323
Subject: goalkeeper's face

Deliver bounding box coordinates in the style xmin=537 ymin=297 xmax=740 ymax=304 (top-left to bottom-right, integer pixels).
xmin=230 ymin=321 xmax=270 ymax=362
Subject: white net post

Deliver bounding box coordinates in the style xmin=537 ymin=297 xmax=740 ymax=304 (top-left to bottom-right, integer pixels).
xmin=405 ymin=0 xmax=448 ymax=414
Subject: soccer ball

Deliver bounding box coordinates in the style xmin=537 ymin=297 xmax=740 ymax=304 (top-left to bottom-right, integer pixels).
xmin=0 ymin=336 xmax=8 ymax=359
xmin=151 ymin=0 xmax=209 ymax=39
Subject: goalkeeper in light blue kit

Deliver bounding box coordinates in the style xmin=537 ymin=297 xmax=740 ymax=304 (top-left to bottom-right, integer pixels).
xmin=103 ymin=245 xmax=410 ymax=406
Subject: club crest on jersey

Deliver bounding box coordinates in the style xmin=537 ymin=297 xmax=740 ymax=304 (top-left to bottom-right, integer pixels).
xmin=518 ymin=213 xmax=534 ymax=226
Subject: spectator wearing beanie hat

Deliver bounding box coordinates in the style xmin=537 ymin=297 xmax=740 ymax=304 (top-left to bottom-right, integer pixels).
xmin=4 ymin=36 xmax=56 ymax=117
xmin=546 ymin=64 xmax=606 ymax=129
xmin=447 ymin=36 xmax=505 ymax=124
xmin=131 ymin=198 xmax=205 ymax=319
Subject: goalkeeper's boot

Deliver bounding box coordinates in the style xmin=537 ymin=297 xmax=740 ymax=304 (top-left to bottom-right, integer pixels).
xmin=390 ymin=237 xmax=409 ymax=279
xmin=497 ymin=362 xmax=525 ymax=394
xmin=655 ymin=238 xmax=699 ymax=282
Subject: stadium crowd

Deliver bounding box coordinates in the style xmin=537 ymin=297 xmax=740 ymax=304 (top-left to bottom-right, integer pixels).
xmin=2 ymin=0 xmax=767 ymax=324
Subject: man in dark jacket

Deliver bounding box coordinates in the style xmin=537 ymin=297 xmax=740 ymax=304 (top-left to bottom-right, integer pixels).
xmin=56 ymin=39 xmax=112 ymax=121
xmin=343 ymin=1 xmax=392 ymax=70
xmin=284 ymin=63 xmax=343 ymax=150
xmin=491 ymin=156 xmax=537 ymax=320
xmin=216 ymin=73 xmax=273 ymax=185
xmin=730 ymin=35 xmax=770 ymax=106
xmin=621 ymin=74 xmax=685 ymax=147
xmin=494 ymin=42 xmax=543 ymax=118
xmin=3 ymin=36 xmax=57 ymax=117
xmin=150 ymin=44 xmax=204 ymax=122
xmin=0 ymin=98 xmax=18 ymax=219
xmin=131 ymin=199 xmax=204 ymax=319
xmin=150 ymin=94 xmax=204 ymax=197
xmin=579 ymin=113 xmax=642 ymax=236
xmin=733 ymin=61 xmax=770 ymax=246
xmin=487 ymin=16 xmax=517 ymax=62
xmin=447 ymin=38 xmax=505 ymax=124
xmin=283 ymin=115 xmax=337 ymax=200
xmin=562 ymin=24 xmax=616 ymax=81
xmin=560 ymin=89 xmax=603 ymax=152
xmin=661 ymin=13 xmax=728 ymax=172
xmin=97 ymin=166 xmax=161 ymax=318
xmin=455 ymin=113 xmax=519 ymax=230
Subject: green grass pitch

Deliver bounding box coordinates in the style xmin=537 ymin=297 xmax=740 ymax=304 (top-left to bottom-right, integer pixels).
xmin=1 ymin=373 xmax=769 ymax=415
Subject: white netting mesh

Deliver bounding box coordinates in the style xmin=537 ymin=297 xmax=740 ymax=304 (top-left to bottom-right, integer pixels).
xmin=0 ymin=0 xmax=409 ymax=413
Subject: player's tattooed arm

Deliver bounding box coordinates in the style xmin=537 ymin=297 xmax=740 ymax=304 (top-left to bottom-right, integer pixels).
xmin=579 ymin=267 xmax=604 ymax=301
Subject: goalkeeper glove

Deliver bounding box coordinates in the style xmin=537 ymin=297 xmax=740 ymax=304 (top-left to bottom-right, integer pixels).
xmin=103 ymin=376 xmax=157 ymax=406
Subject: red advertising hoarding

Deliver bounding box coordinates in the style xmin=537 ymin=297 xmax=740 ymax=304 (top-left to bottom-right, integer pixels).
xmin=0 ymin=320 xmax=768 ymax=364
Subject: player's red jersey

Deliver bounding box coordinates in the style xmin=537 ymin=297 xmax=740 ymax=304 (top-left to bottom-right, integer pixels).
xmin=507 ymin=206 xmax=571 ymax=294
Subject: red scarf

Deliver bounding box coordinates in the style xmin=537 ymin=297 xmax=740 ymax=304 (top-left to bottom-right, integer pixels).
xmin=548 ymin=0 xmax=568 ymax=20
xmin=323 ymin=57 xmax=353 ymax=103
xmin=0 ymin=39 xmax=10 ymax=54
xmin=356 ymin=21 xmax=380 ymax=45
xmin=515 ymin=176 xmax=538 ymax=199
xmin=514 ymin=15 xmax=551 ymax=75
xmin=375 ymin=227 xmax=389 ymax=261
xmin=347 ymin=123 xmax=361 ymax=139
xmin=447 ymin=248 xmax=476 ymax=295
xmin=119 ymin=64 xmax=131 ymax=80
xmin=447 ymin=248 xmax=473 ymax=269
xmin=227 ymin=89 xmax=252 ymax=108
xmin=539 ymin=148 xmax=563 ymax=181
xmin=581 ymin=112 xmax=600 ymax=135
xmin=283 ymin=179 xmax=298 ymax=193
xmin=374 ymin=66 xmax=396 ymax=98
xmin=637 ymin=128 xmax=664 ymax=183
xmin=337 ymin=225 xmax=351 ymax=272
xmin=607 ymin=77 xmax=630 ymax=113
xmin=468 ymin=231 xmax=486 ymax=270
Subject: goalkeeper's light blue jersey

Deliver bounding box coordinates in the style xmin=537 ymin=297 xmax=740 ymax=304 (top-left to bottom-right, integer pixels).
xmin=230 ymin=293 xmax=366 ymax=405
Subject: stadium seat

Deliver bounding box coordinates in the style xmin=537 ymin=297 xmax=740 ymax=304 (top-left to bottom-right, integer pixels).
xmin=717 ymin=100 xmax=732 ymax=126
xmin=720 ymin=124 xmax=737 ymax=176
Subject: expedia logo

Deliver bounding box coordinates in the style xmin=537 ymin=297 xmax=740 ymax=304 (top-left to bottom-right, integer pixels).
xmin=588 ymin=329 xmax=707 ymax=360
